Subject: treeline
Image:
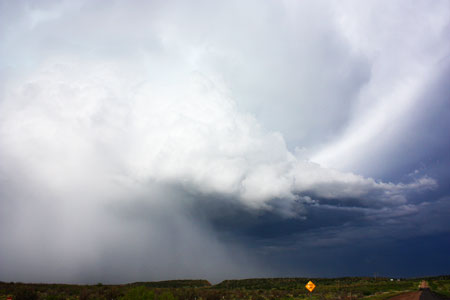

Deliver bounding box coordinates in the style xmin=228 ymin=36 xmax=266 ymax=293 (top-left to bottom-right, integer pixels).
xmin=130 ymin=281 xmax=211 ymax=288
xmin=1 ymin=276 xmax=450 ymax=300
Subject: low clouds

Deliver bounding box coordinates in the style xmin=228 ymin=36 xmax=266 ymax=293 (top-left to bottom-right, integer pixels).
xmin=1 ymin=0 xmax=449 ymax=282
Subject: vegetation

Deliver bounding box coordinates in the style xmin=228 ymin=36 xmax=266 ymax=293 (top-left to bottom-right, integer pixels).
xmin=0 ymin=276 xmax=449 ymax=300
xmin=428 ymin=277 xmax=450 ymax=298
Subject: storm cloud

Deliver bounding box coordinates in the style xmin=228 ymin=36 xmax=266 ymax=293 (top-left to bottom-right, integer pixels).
xmin=1 ymin=0 xmax=449 ymax=283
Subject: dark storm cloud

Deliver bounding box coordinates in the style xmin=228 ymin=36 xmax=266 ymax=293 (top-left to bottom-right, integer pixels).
xmin=193 ymin=195 xmax=450 ymax=278
xmin=1 ymin=0 xmax=450 ymax=283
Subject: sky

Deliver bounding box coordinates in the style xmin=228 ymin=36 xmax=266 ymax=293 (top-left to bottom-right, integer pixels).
xmin=1 ymin=0 xmax=450 ymax=284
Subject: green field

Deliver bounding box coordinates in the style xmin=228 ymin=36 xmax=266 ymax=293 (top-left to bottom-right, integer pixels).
xmin=1 ymin=276 xmax=449 ymax=300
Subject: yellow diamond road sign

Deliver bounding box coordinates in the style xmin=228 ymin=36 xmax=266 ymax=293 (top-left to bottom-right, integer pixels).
xmin=305 ymin=281 xmax=316 ymax=292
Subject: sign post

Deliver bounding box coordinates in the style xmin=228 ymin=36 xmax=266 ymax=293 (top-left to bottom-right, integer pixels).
xmin=305 ymin=281 xmax=316 ymax=300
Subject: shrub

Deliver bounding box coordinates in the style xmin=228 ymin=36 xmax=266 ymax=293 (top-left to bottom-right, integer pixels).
xmin=45 ymin=294 xmax=65 ymax=300
xmin=157 ymin=292 xmax=176 ymax=300
xmin=120 ymin=287 xmax=155 ymax=300
xmin=14 ymin=288 xmax=38 ymax=300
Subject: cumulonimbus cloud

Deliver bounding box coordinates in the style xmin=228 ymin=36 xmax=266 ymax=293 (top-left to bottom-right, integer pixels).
xmin=1 ymin=0 xmax=448 ymax=283
xmin=0 ymin=58 xmax=436 ymax=214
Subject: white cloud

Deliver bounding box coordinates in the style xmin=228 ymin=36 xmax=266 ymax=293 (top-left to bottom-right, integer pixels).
xmin=0 ymin=58 xmax=436 ymax=210
xmin=312 ymin=0 xmax=450 ymax=173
